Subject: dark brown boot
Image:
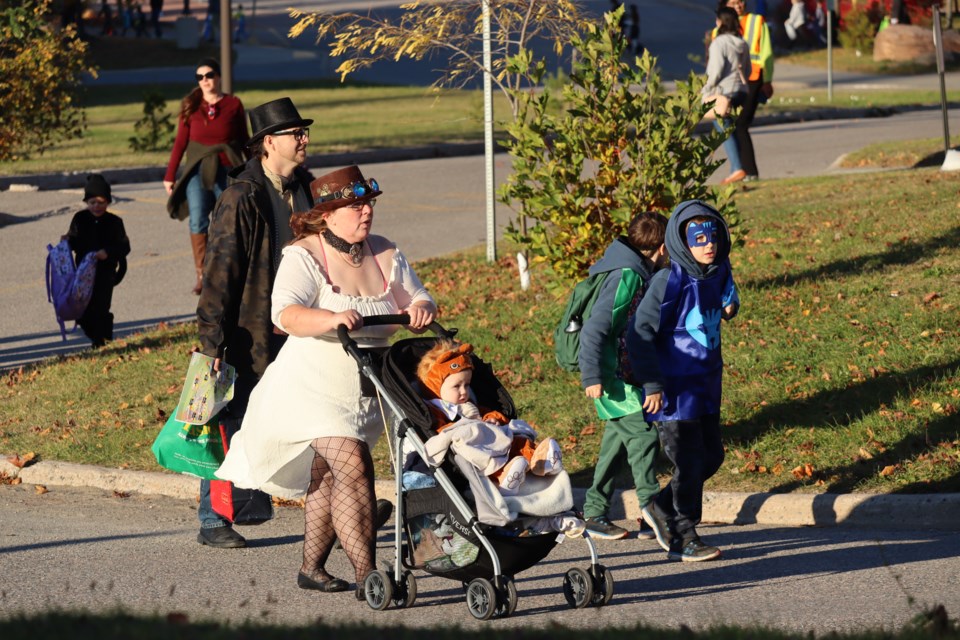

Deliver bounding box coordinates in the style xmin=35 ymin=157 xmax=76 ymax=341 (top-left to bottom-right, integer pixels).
xmin=190 ymin=233 xmax=207 ymax=295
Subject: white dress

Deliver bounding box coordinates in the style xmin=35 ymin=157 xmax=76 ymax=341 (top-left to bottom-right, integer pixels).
xmin=215 ymin=239 xmax=434 ymax=498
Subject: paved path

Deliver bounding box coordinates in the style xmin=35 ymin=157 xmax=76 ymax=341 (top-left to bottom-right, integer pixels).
xmin=1 ymin=483 xmax=958 ymax=631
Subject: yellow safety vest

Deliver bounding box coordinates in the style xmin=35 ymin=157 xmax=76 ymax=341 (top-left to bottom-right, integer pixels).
xmin=740 ymin=13 xmax=765 ymax=82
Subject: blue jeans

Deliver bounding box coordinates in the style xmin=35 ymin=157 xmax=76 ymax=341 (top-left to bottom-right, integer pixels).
xmin=714 ymin=117 xmax=742 ymax=173
xmin=185 ymin=165 xmax=227 ymax=234
xmin=653 ymin=414 xmax=724 ymax=542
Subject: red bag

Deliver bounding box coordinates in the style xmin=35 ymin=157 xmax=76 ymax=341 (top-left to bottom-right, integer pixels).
xmin=210 ymin=422 xmax=274 ymax=525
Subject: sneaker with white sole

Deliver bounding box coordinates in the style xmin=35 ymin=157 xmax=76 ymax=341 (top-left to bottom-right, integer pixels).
xmin=640 ymin=502 xmax=672 ymax=552
xmin=583 ymin=515 xmax=629 ymax=540
xmin=667 ymin=537 xmax=721 ymax=562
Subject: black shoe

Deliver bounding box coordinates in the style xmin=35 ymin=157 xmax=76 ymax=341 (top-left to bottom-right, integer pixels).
xmin=640 ymin=502 xmax=672 ymax=552
xmin=667 ymin=537 xmax=721 ymax=563
xmin=197 ymin=526 xmax=246 ymax=549
xmin=334 ymin=499 xmax=394 ymax=550
xmin=297 ymin=572 xmax=349 ymax=592
xmin=583 ymin=515 xmax=629 ymax=540
xmin=374 ymin=498 xmax=393 ymax=530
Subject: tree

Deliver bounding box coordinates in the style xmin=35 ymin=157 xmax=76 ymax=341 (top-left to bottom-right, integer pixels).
xmin=289 ymin=0 xmax=584 ymax=118
xmin=0 ymin=0 xmax=96 ymax=162
xmin=499 ymin=9 xmax=741 ymax=281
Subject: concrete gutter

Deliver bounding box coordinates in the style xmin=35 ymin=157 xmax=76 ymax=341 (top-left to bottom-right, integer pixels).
xmin=3 ymin=456 xmax=958 ymax=531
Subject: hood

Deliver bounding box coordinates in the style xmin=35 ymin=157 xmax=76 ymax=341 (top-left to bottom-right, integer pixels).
xmin=588 ymin=236 xmax=654 ymax=280
xmin=665 ymin=200 xmax=731 ymax=279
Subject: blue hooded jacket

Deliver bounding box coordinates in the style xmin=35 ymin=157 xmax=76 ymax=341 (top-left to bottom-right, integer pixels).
xmin=626 ymin=200 xmax=740 ymax=422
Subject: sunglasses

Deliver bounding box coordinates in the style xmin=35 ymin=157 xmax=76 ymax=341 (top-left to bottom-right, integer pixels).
xmin=317 ymin=178 xmax=380 ymax=204
xmin=195 ymin=71 xmax=217 ymax=82
xmin=346 ymin=199 xmax=377 ymax=211
xmin=271 ymin=128 xmax=310 ymax=142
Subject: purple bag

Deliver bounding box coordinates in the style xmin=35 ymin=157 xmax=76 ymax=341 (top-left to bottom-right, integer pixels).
xmin=46 ymin=239 xmax=97 ymax=341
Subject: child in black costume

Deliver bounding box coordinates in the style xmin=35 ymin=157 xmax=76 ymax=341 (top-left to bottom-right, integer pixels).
xmin=65 ymin=174 xmax=131 ymax=347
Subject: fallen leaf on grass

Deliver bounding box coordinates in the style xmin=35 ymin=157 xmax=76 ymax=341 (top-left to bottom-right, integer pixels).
xmin=922 ymin=292 xmax=941 ymax=304
xmin=7 ymin=452 xmax=37 ymax=468
xmin=858 ymin=447 xmax=874 ymax=460
xmin=579 ymin=425 xmax=596 ymax=436
xmin=791 ymin=463 xmax=815 ymax=479
xmin=34 ymin=485 xmax=48 ymax=495
xmin=880 ymin=465 xmax=898 ymax=477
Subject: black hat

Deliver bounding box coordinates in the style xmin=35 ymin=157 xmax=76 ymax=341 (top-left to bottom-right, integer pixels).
xmin=247 ymin=97 xmax=313 ymax=146
xmin=84 ymin=174 xmax=112 ymax=202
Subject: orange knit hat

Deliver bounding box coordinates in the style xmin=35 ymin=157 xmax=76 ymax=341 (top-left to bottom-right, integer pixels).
xmin=419 ymin=342 xmax=475 ymax=399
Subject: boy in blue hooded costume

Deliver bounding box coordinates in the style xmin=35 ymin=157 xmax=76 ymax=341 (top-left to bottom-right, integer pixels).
xmin=627 ymin=200 xmax=739 ymax=562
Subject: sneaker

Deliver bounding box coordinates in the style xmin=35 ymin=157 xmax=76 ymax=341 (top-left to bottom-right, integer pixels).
xmin=640 ymin=502 xmax=672 ymax=552
xmin=498 ymin=456 xmax=529 ymax=495
xmin=636 ymin=518 xmax=655 ymax=540
xmin=583 ymin=515 xmax=629 ymax=540
xmin=530 ymin=438 xmax=563 ymax=476
xmin=197 ymin=526 xmax=246 ymax=549
xmin=667 ymin=537 xmax=721 ymax=563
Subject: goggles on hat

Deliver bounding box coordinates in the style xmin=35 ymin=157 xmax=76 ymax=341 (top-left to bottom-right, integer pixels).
xmin=686 ymin=220 xmax=718 ymax=247
xmin=316 ymin=178 xmax=379 ymax=204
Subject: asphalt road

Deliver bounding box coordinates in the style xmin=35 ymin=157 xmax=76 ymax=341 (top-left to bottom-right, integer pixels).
xmin=3 ymin=109 xmax=959 ymax=369
xmin=1 ymin=484 xmax=958 ymax=631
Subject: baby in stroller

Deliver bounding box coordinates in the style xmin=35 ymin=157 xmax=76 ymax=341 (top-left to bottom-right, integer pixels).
xmin=414 ymin=341 xmax=563 ymax=496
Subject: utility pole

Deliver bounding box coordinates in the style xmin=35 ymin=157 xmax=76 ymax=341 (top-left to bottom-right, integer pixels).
xmin=219 ymin=0 xmax=232 ymax=93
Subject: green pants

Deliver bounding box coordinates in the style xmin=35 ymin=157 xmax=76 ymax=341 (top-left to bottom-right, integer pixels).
xmin=582 ymin=410 xmax=660 ymax=519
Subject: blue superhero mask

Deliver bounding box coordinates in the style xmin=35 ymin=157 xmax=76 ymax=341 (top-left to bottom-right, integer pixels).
xmin=686 ymin=220 xmax=718 ymax=248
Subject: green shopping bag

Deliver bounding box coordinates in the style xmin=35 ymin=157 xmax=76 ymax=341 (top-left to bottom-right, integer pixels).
xmin=151 ymin=413 xmax=224 ymax=479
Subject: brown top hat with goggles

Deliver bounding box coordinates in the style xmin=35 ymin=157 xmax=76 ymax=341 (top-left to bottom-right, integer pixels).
xmin=247 ymin=97 xmax=313 ymax=147
xmin=307 ymin=165 xmax=382 ymax=215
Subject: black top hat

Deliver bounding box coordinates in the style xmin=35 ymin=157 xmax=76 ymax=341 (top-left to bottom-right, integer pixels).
xmin=247 ymin=97 xmax=313 ymax=146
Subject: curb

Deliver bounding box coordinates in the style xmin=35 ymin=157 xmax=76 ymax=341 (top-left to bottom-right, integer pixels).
xmin=3 ymin=103 xmax=954 ymax=192
xmin=4 ymin=457 xmax=959 ymax=531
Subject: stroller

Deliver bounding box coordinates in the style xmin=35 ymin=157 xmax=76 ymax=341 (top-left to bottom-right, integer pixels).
xmin=338 ymin=315 xmax=615 ymax=620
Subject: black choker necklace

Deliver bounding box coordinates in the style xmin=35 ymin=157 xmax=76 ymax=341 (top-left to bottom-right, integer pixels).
xmin=321 ymin=228 xmax=364 ymax=265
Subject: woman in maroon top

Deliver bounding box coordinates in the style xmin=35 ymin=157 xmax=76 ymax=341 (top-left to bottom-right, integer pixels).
xmin=165 ymin=58 xmax=249 ymax=295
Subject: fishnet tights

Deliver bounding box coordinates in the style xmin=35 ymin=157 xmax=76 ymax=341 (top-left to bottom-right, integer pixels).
xmin=300 ymin=437 xmax=376 ymax=586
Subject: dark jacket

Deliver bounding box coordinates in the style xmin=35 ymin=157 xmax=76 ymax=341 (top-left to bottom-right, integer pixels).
xmin=66 ymin=209 xmax=130 ymax=285
xmin=167 ymin=140 xmax=245 ymax=221
xmin=196 ymin=157 xmax=313 ymax=412
xmin=626 ymin=200 xmax=740 ymax=420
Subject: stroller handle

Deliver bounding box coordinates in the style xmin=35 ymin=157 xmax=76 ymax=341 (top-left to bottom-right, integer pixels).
xmin=336 ymin=314 xmax=455 ymax=353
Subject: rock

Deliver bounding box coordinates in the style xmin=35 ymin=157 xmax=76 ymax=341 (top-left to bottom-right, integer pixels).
xmin=874 ymin=24 xmax=937 ymax=64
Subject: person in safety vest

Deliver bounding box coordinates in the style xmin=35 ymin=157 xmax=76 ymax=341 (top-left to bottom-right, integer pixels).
xmin=712 ymin=0 xmax=774 ymax=182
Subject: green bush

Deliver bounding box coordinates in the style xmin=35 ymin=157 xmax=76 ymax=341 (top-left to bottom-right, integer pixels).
xmin=839 ymin=8 xmax=878 ymax=55
xmin=499 ymin=8 xmax=740 ymax=281
xmin=128 ymin=92 xmax=175 ymax=153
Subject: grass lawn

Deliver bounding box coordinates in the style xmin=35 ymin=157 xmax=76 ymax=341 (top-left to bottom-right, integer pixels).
xmin=0 ymin=80 xmax=508 ymax=176
xmin=2 ymin=168 xmax=958 ymax=495
xmin=840 ymin=134 xmax=960 ymax=169
xmin=778 ymin=45 xmax=960 ymax=75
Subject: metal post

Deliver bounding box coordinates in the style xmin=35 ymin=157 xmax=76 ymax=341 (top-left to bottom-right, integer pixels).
xmin=826 ymin=0 xmax=833 ymax=103
xmin=482 ymin=0 xmax=497 ymax=262
xmin=933 ymin=5 xmax=950 ymax=152
xmin=220 ymin=0 xmax=232 ymax=94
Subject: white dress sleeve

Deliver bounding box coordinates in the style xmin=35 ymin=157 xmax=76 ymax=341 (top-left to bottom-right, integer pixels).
xmin=390 ymin=248 xmax=434 ymax=311
xmin=271 ymin=246 xmax=325 ymax=332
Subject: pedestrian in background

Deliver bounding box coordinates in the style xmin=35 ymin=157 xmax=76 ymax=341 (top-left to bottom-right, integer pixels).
xmin=65 ymin=175 xmax=130 ymax=348
xmin=164 ymin=58 xmax=248 ymax=296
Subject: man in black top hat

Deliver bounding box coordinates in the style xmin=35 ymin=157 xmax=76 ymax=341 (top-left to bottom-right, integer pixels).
xmin=194 ymin=97 xmax=315 ymax=548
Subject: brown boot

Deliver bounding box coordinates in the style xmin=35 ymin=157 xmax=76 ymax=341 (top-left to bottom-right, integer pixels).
xmin=190 ymin=233 xmax=207 ymax=295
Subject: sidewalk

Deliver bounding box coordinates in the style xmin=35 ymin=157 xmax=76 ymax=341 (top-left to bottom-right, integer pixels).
xmin=3 ymin=454 xmax=959 ymax=531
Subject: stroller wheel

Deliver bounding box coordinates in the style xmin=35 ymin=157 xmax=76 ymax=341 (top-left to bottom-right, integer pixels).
xmin=589 ymin=564 xmax=615 ymax=607
xmin=562 ymin=567 xmax=594 ymax=609
xmin=465 ymin=577 xmax=497 ymax=621
xmin=362 ymin=570 xmax=393 ymax=611
xmin=495 ymin=575 xmax=518 ymax=618
xmin=393 ymin=570 xmax=417 ymax=608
